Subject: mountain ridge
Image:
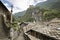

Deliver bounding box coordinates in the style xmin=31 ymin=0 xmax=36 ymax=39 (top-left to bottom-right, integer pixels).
xmin=36 ymin=0 xmax=60 ymax=9
xmin=14 ymin=11 xmax=26 ymax=17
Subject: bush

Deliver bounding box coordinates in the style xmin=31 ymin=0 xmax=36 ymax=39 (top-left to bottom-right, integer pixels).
xmin=12 ymin=23 xmax=18 ymax=31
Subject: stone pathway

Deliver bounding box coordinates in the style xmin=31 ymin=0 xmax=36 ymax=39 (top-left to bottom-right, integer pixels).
xmin=16 ymin=33 xmax=25 ymax=40
xmin=15 ymin=29 xmax=25 ymax=40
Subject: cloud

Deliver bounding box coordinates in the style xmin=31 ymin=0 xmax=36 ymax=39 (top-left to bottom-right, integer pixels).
xmin=4 ymin=3 xmax=11 ymax=11
xmin=2 ymin=0 xmax=47 ymax=14
xmin=1 ymin=0 xmax=12 ymax=12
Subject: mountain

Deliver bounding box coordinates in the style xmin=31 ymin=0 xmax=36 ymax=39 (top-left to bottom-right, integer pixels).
xmin=20 ymin=7 xmax=35 ymax=22
xmin=36 ymin=0 xmax=60 ymax=9
xmin=14 ymin=11 xmax=26 ymax=18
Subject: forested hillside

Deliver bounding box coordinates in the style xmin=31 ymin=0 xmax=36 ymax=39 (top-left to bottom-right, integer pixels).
xmin=19 ymin=6 xmax=35 ymax=22
xmin=36 ymin=0 xmax=60 ymax=9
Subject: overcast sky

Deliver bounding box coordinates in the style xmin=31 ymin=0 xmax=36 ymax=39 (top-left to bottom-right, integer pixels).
xmin=1 ymin=0 xmax=47 ymax=14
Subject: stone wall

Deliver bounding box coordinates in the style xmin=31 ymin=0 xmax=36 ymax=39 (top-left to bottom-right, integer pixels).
xmin=0 ymin=15 xmax=8 ymax=39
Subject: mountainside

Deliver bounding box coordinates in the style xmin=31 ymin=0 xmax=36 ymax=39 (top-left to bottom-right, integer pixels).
xmin=14 ymin=11 xmax=26 ymax=17
xmin=20 ymin=7 xmax=34 ymax=22
xmin=36 ymin=0 xmax=60 ymax=9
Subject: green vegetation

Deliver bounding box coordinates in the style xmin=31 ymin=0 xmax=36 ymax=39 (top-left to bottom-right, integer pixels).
xmin=10 ymin=15 xmax=19 ymax=31
xmin=12 ymin=23 xmax=18 ymax=31
xmin=43 ymin=9 xmax=60 ymax=21
xmin=36 ymin=0 xmax=60 ymax=10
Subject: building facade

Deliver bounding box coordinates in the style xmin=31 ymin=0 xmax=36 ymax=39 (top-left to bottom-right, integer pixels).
xmin=0 ymin=1 xmax=11 ymax=39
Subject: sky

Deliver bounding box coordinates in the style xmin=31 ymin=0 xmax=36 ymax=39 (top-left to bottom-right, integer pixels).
xmin=1 ymin=0 xmax=47 ymax=14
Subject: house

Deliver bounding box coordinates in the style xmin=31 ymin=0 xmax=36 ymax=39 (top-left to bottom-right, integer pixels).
xmin=0 ymin=1 xmax=11 ymax=39
xmin=50 ymin=18 xmax=60 ymax=23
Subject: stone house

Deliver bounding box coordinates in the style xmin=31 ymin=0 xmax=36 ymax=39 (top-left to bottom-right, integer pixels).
xmin=0 ymin=1 xmax=11 ymax=39
xmin=49 ymin=18 xmax=60 ymax=27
